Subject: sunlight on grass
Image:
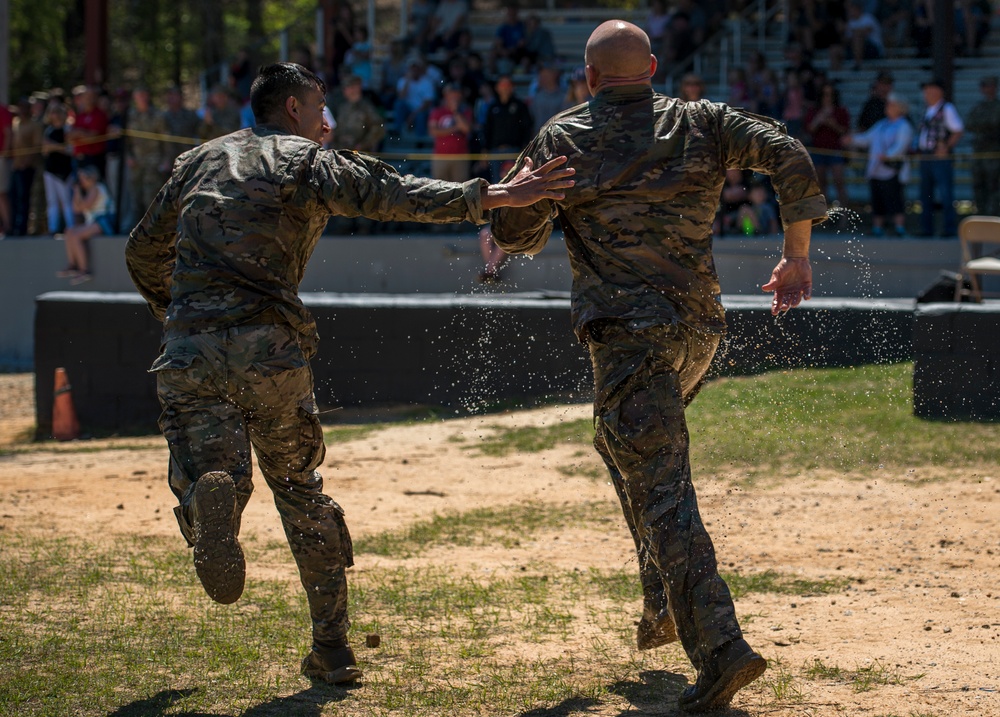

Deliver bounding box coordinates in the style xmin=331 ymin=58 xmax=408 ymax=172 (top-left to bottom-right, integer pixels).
xmin=0 ymin=526 xmax=849 ymax=717
xmin=353 ymin=501 xmax=617 ymax=558
xmin=468 ymin=363 xmax=1000 ymax=478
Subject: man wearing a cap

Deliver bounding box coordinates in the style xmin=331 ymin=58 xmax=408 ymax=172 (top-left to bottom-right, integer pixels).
xmin=916 ymin=77 xmax=964 ymax=238
xmin=843 ymin=93 xmax=913 ymax=237
xmin=966 ymin=76 xmax=1000 ymax=216
xmin=429 ymin=83 xmax=473 ymax=183
xmin=394 ymin=57 xmax=436 ymax=136
xmin=333 ymin=76 xmax=385 ymax=154
xmin=857 ymin=70 xmax=894 ymax=132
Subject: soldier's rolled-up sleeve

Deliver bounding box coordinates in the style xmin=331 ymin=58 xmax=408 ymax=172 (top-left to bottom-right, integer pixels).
xmin=126 ymin=175 xmax=180 ymax=322
xmin=717 ymin=106 xmax=828 ymax=228
xmin=312 ymin=149 xmax=488 ymax=225
xmin=490 ymin=139 xmax=558 ymax=255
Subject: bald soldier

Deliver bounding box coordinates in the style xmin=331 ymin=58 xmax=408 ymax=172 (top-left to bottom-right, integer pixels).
xmin=492 ymin=21 xmax=827 ymax=712
xmin=126 ymin=63 xmax=573 ymax=685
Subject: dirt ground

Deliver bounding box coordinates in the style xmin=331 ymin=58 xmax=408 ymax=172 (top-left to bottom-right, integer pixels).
xmin=1 ymin=373 xmax=998 ymax=716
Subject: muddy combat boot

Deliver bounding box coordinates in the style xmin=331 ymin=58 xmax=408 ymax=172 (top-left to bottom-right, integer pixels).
xmin=301 ymin=645 xmax=363 ymax=684
xmin=636 ymin=605 xmax=679 ymax=650
xmin=190 ymin=471 xmax=245 ymax=605
xmin=677 ymin=638 xmax=767 ymax=713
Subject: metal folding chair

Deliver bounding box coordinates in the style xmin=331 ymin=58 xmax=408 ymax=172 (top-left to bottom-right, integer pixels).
xmin=956 ymin=215 xmax=1000 ymax=301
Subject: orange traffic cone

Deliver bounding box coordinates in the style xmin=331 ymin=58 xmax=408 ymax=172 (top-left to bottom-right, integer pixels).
xmin=52 ymin=367 xmax=80 ymax=441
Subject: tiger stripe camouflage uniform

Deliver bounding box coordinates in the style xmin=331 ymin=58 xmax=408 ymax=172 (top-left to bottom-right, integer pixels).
xmin=126 ymin=126 xmax=489 ymax=650
xmin=491 ymin=85 xmax=827 ymax=673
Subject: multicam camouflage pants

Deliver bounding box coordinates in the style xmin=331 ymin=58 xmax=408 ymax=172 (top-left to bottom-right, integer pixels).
xmin=588 ymin=319 xmax=742 ymax=670
xmin=152 ymin=322 xmax=354 ymax=648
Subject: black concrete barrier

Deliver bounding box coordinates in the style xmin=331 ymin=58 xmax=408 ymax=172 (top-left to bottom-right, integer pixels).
xmin=34 ymin=292 xmax=916 ymax=437
xmin=913 ymin=303 xmax=1000 ymax=420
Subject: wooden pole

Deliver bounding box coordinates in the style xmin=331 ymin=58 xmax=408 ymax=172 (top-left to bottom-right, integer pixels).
xmin=0 ymin=0 xmax=10 ymax=105
xmin=84 ymin=0 xmax=109 ymax=86
xmin=932 ymin=0 xmax=955 ymax=98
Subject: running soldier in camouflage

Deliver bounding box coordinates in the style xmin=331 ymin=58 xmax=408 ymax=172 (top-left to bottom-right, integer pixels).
xmin=492 ymin=21 xmax=826 ymax=713
xmin=126 ymin=62 xmax=574 ymax=685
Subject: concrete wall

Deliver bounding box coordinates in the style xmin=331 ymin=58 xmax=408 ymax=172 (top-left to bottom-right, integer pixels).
xmin=0 ymin=232 xmax=962 ymax=370
xmin=34 ymin=292 xmax=915 ymax=437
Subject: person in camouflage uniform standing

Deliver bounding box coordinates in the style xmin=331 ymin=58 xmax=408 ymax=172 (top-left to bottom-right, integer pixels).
xmin=333 ymin=75 xmax=385 ymax=153
xmin=200 ymin=85 xmax=242 ymax=141
xmin=125 ymin=62 xmax=573 ymax=685
xmin=491 ymin=21 xmax=826 ymax=713
xmin=126 ymin=88 xmax=167 ymax=230
xmin=162 ymin=87 xmax=202 ymax=171
xmin=966 ymin=76 xmax=1000 ymax=217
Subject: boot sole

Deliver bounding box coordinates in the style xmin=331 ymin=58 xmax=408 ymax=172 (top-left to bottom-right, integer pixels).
xmin=301 ymin=656 xmax=363 ymax=684
xmin=192 ymin=472 xmax=245 ymax=605
xmin=636 ymin=614 xmax=679 ymax=650
xmin=679 ymin=652 xmax=767 ymax=713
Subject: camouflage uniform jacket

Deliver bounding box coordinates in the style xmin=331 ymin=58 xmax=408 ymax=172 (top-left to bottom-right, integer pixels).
xmin=201 ymin=104 xmax=242 ymax=141
xmin=126 ymin=126 xmax=488 ymax=353
xmin=127 ymin=108 xmax=167 ymax=167
xmin=162 ymin=108 xmax=203 ymax=167
xmin=966 ymin=98 xmax=1000 ymax=153
xmin=335 ymin=98 xmax=386 ymax=152
xmin=492 ymin=85 xmax=827 ymax=339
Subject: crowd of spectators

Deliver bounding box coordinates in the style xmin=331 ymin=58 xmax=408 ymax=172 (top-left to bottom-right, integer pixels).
xmin=2 ymin=0 xmax=999 ymax=255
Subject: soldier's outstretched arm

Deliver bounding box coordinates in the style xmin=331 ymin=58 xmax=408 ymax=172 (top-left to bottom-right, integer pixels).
xmin=314 ymin=150 xmax=572 ymax=226
xmin=761 ymin=219 xmax=812 ymax=316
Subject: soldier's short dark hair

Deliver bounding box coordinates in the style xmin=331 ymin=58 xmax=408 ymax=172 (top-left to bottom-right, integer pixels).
xmin=250 ymin=63 xmax=327 ymax=124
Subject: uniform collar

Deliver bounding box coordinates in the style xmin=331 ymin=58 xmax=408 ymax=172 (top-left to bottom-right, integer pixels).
xmin=594 ymin=84 xmax=655 ymax=105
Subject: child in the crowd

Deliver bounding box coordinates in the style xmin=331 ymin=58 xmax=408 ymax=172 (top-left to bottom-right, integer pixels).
xmin=736 ymin=182 xmax=780 ymax=236
xmin=56 ymin=165 xmax=113 ymax=284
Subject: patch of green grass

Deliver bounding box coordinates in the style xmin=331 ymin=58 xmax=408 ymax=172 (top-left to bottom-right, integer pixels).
xmin=803 ymin=657 xmax=923 ymax=693
xmin=556 ymin=463 xmax=606 ymax=481
xmin=804 ymin=657 xmax=846 ymax=681
xmin=0 ymin=531 xmax=676 ymax=717
xmin=467 ymin=419 xmax=594 ymax=457
xmin=759 ymin=657 xmax=804 ymax=703
xmin=323 ymin=424 xmax=384 ymax=444
xmin=689 ymin=363 xmax=1000 ymax=478
xmin=722 ymin=570 xmax=849 ymax=599
xmin=464 ymin=363 xmax=1000 ymax=479
xmin=353 ymin=500 xmax=616 ymax=558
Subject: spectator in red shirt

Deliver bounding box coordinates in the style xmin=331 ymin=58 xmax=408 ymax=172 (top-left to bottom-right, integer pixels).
xmin=429 ymin=83 xmax=473 ymax=184
xmin=67 ymin=85 xmax=109 ymax=179
xmin=0 ymin=102 xmax=13 ymax=235
xmin=806 ymin=82 xmax=851 ymax=206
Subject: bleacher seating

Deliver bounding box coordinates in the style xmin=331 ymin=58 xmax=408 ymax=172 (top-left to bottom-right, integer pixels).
xmin=389 ymin=3 xmax=999 ymax=211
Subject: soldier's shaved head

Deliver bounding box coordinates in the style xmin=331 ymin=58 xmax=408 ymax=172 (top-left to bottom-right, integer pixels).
xmin=584 ymin=20 xmax=656 ymax=95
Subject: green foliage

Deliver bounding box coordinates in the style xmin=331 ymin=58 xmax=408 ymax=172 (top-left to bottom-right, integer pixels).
xmin=8 ymin=0 xmax=81 ymax=97
xmin=8 ymin=0 xmax=319 ymax=98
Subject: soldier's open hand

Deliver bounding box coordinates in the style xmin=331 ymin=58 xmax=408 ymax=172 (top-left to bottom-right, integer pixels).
xmin=484 ymin=156 xmax=576 ymax=209
xmin=762 ymin=257 xmax=812 ymax=315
